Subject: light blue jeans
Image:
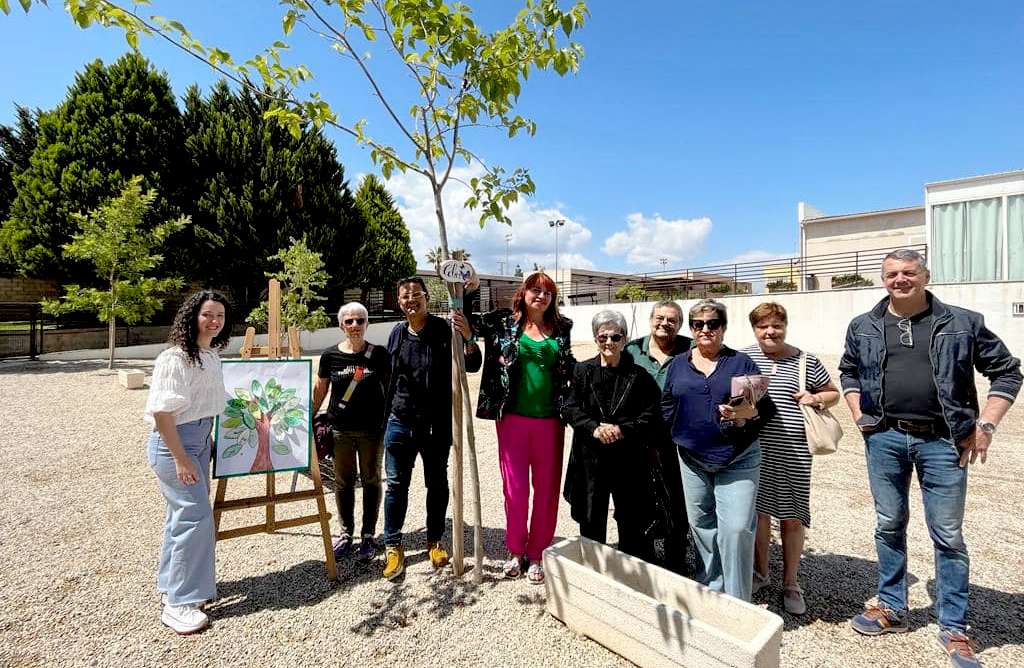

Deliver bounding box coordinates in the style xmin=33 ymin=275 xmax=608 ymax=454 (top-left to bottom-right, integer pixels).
xmin=864 ymin=428 xmax=969 ymax=631
xmin=678 ymin=444 xmax=761 ymax=601
xmin=148 ymin=418 xmax=216 ymax=606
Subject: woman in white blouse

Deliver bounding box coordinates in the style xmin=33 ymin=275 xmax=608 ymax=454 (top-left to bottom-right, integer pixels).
xmin=144 ymin=291 xmax=232 ymax=634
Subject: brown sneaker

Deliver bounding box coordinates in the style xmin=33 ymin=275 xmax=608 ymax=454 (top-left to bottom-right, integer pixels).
xmin=383 ymin=546 xmax=405 ymax=580
xmin=426 ymin=541 xmax=450 ymax=568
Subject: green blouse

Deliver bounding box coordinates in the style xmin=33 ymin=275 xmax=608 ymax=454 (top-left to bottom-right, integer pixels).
xmin=507 ymin=332 xmax=560 ymax=418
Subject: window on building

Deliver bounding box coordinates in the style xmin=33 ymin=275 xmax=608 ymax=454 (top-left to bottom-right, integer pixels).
xmin=1010 ymin=195 xmax=1024 ymax=280
xmin=932 ymin=197 xmax=1003 ymax=282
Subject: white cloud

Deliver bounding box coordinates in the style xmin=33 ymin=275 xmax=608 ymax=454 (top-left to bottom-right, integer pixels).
xmin=382 ymin=165 xmax=594 ymax=276
xmin=601 ymin=213 xmax=712 ymax=267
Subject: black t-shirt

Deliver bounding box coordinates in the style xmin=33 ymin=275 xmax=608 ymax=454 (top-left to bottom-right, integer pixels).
xmin=391 ymin=327 xmax=435 ymax=423
xmin=882 ymin=308 xmax=942 ymax=422
xmin=317 ymin=343 xmax=390 ymax=432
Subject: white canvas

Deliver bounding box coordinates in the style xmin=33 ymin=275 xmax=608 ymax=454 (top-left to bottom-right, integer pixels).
xmin=213 ymin=359 xmax=312 ymax=478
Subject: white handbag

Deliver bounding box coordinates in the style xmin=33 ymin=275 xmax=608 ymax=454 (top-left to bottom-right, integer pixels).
xmin=799 ymin=352 xmax=842 ymax=455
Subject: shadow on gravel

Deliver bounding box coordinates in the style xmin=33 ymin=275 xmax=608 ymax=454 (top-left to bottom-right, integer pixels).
xmin=207 ymin=558 xmax=336 ymax=620
xmin=758 ymin=547 xmax=1023 ymax=648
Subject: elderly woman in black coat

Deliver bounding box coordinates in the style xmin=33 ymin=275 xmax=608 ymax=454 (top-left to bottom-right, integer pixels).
xmin=563 ymin=310 xmax=664 ymax=561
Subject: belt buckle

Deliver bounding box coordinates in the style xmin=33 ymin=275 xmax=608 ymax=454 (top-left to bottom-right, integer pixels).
xmin=896 ymin=419 xmax=929 ymax=434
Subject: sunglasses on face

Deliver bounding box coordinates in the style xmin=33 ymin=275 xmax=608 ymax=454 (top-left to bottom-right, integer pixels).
xmin=596 ymin=333 xmax=624 ymax=343
xmin=343 ymin=317 xmax=366 ymax=325
xmin=690 ymin=319 xmax=724 ymax=331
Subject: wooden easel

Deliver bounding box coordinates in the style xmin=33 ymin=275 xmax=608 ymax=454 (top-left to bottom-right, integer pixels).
xmin=212 ymin=278 xmax=338 ymax=581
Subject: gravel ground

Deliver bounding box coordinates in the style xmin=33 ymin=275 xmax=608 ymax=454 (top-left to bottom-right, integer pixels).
xmin=1 ymin=344 xmax=1021 ymax=668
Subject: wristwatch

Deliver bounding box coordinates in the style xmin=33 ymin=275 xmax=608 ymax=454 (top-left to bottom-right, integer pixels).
xmin=977 ymin=419 xmax=997 ymax=435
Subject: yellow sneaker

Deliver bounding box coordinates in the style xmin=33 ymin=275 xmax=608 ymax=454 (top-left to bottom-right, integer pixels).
xmin=427 ymin=541 xmax=450 ymax=568
xmin=383 ymin=546 xmax=405 ymax=580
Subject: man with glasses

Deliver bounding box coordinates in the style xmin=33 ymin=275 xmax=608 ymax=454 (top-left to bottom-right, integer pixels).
xmin=839 ymin=249 xmax=1020 ymax=668
xmin=380 ymin=276 xmax=481 ymax=580
xmin=625 ymin=300 xmax=693 ymax=574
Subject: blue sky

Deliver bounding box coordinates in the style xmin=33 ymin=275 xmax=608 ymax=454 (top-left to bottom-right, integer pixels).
xmin=2 ymin=1 xmax=1022 ymax=277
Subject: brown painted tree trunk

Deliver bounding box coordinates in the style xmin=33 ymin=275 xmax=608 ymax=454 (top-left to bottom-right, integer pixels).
xmin=250 ymin=413 xmax=273 ymax=472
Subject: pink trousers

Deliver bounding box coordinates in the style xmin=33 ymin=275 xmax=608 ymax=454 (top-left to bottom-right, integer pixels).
xmin=495 ymin=413 xmax=565 ymax=561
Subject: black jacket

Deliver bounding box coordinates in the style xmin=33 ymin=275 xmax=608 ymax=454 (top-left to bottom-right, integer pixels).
xmin=839 ymin=292 xmax=1020 ymax=443
xmin=384 ymin=314 xmax=482 ymax=437
xmin=562 ymin=353 xmax=663 ymax=525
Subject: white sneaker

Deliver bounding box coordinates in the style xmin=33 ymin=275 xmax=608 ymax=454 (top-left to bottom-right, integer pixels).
xmin=161 ymin=603 xmax=209 ymax=634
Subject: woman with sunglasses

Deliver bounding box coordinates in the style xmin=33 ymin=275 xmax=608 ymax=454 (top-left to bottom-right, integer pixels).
xmin=473 ymin=272 xmax=575 ymax=584
xmin=661 ymin=299 xmax=775 ymax=601
xmin=563 ymin=310 xmax=663 ymax=561
xmin=742 ymin=302 xmax=839 ymax=614
xmin=313 ymin=302 xmax=391 ymax=564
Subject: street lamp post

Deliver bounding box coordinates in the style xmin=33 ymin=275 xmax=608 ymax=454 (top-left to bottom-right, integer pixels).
xmin=548 ymin=219 xmax=565 ymax=282
xmin=504 ymin=233 xmax=513 ymax=276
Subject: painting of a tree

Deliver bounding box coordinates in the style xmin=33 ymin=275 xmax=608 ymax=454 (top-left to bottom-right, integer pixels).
xmin=214 ymin=360 xmax=313 ymax=478
xmin=222 ymin=378 xmax=305 ymax=473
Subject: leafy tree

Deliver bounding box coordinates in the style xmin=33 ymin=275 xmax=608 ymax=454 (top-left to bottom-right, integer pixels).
xmin=0 ymin=53 xmax=185 ymax=280
xmin=181 ymin=81 xmax=365 ymax=311
xmin=614 ymin=282 xmax=658 ymax=303
xmin=221 ymin=376 xmax=306 ymax=473
xmin=247 ymin=236 xmax=331 ymax=339
xmin=23 ymin=0 xmax=588 ymax=270
xmin=40 ymin=176 xmax=188 ymax=369
xmin=354 ymin=173 xmax=415 ymax=303
xmin=0 ymin=104 xmax=41 ymax=225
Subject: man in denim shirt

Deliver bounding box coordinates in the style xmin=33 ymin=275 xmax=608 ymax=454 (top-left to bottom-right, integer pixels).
xmin=839 ymin=249 xmax=1020 ymax=668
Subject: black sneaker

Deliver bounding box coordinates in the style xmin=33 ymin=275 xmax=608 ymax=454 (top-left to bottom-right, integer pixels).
xmin=333 ymin=534 xmax=353 ymax=560
xmin=356 ymin=535 xmax=379 ymax=562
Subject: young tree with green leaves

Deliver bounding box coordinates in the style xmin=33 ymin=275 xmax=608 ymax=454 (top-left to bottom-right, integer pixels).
xmin=5 ymin=0 xmax=588 ymax=266
xmin=247 ymin=236 xmax=331 ymax=340
xmin=0 ymin=53 xmax=185 ymax=281
xmin=354 ymin=173 xmax=415 ymax=303
xmin=40 ymin=176 xmax=188 ymax=369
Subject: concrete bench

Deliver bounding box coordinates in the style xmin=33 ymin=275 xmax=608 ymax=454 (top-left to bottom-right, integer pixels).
xmin=543 ymin=536 xmax=782 ymax=668
xmin=117 ymin=369 xmax=147 ymax=390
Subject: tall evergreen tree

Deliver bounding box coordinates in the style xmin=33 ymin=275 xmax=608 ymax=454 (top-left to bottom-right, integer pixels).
xmin=181 ymin=81 xmax=366 ymax=314
xmin=0 ymin=53 xmax=185 ymax=280
xmin=0 ymin=104 xmax=41 ymax=223
xmin=354 ymin=174 xmax=415 ymax=303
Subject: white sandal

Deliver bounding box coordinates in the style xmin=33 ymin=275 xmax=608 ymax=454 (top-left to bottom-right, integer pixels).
xmin=527 ymin=562 xmax=545 ymax=585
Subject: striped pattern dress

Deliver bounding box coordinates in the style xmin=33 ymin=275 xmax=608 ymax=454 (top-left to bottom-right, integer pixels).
xmin=741 ymin=345 xmax=833 ymax=528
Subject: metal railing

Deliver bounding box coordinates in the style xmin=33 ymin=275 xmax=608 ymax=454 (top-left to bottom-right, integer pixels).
xmin=559 ymin=244 xmax=927 ymax=304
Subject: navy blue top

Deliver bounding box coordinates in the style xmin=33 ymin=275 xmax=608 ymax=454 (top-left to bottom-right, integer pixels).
xmin=661 ymin=346 xmax=769 ymax=465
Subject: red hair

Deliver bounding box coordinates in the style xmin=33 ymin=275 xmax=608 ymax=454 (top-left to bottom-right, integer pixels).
xmin=512 ymin=272 xmax=564 ymax=328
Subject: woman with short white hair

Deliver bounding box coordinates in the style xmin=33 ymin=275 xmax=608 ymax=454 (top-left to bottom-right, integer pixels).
xmin=313 ymin=302 xmax=391 ymax=564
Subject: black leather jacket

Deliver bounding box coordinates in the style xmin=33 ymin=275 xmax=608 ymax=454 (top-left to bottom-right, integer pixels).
xmin=839 ymin=292 xmax=1020 ymax=443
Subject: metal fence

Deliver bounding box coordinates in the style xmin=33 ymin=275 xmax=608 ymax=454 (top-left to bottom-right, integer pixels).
xmin=0 ymin=302 xmax=43 ymax=359
xmin=560 ymin=244 xmax=927 ymax=305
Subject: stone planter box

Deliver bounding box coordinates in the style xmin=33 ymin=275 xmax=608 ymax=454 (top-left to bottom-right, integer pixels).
xmin=543 ymin=537 xmax=782 ymax=668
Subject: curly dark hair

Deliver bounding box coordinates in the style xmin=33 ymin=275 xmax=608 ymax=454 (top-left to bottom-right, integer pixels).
xmin=168 ymin=290 xmax=232 ymax=366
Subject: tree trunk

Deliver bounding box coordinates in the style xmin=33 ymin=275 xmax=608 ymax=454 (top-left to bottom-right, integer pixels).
xmin=107 ymin=315 xmax=116 ymax=370
xmin=250 ymin=412 xmax=273 ymax=472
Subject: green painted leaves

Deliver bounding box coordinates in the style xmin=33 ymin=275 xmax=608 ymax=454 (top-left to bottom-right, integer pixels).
xmin=220 ymin=375 xmax=307 ymax=460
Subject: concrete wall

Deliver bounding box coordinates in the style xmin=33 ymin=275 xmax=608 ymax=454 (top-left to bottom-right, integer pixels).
xmin=562 ymin=281 xmax=1024 ymax=357
xmin=42 ymin=325 xmax=168 ymax=354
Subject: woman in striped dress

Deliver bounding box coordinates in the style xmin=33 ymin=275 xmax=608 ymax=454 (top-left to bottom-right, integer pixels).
xmin=742 ymin=302 xmax=839 ymax=615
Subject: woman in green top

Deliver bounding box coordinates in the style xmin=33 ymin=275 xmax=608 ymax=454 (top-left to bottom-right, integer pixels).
xmin=473 ymin=272 xmax=575 ymax=584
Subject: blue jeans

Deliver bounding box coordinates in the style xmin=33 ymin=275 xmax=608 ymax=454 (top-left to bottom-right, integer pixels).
xmin=382 ymin=414 xmax=450 ymax=547
xmin=678 ymin=444 xmax=761 ymax=601
xmin=864 ymin=428 xmax=969 ymax=631
xmin=147 ymin=418 xmax=216 ymax=606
